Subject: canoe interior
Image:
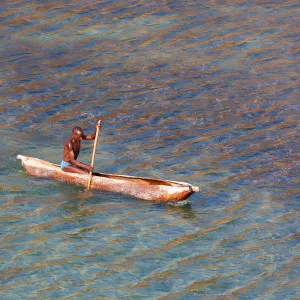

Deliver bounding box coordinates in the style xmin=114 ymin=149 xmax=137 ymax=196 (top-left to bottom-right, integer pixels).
xmin=51 ymin=163 xmax=184 ymax=188
xmin=22 ymin=156 xmax=191 ymax=188
xmin=93 ymin=172 xmax=175 ymax=187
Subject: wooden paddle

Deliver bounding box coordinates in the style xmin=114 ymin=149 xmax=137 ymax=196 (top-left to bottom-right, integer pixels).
xmin=87 ymin=120 xmax=101 ymax=189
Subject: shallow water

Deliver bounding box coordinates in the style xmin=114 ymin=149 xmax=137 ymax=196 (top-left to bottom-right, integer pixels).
xmin=0 ymin=0 xmax=299 ymax=298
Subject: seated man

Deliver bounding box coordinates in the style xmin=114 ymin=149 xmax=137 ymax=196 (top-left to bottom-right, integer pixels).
xmin=61 ymin=120 xmax=101 ymax=174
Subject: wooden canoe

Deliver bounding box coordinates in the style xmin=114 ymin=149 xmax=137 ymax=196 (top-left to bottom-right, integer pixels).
xmin=17 ymin=155 xmax=199 ymax=202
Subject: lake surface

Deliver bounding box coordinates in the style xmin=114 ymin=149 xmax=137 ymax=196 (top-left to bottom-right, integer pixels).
xmin=0 ymin=0 xmax=299 ymax=298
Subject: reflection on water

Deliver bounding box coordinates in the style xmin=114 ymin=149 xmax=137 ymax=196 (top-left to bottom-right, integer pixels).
xmin=0 ymin=0 xmax=299 ymax=298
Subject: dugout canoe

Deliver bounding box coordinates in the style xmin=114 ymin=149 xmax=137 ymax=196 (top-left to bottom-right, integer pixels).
xmin=17 ymin=155 xmax=199 ymax=202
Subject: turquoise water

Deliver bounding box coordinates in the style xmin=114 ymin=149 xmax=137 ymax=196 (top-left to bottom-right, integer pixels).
xmin=1 ymin=0 xmax=299 ymax=298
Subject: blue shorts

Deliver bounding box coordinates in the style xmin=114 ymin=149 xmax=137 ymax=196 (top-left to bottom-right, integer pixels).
xmin=61 ymin=160 xmax=73 ymax=170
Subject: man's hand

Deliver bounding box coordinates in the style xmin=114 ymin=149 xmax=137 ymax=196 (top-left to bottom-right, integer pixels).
xmin=96 ymin=120 xmax=101 ymax=130
xmin=88 ymin=165 xmax=94 ymax=172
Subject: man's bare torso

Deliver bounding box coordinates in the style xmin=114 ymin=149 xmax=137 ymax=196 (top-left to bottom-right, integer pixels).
xmin=63 ymin=139 xmax=80 ymax=162
xmin=61 ymin=121 xmax=101 ymax=174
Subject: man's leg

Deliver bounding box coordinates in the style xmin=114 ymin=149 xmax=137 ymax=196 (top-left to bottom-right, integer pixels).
xmin=63 ymin=165 xmax=88 ymax=174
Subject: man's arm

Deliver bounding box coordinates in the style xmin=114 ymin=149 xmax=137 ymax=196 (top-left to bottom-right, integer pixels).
xmin=67 ymin=142 xmax=93 ymax=172
xmin=83 ymin=120 xmax=101 ymax=140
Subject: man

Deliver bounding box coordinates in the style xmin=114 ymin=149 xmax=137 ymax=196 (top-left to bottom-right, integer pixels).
xmin=61 ymin=120 xmax=101 ymax=174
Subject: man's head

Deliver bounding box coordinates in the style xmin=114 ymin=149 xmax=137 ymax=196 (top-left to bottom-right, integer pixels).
xmin=72 ymin=126 xmax=83 ymax=140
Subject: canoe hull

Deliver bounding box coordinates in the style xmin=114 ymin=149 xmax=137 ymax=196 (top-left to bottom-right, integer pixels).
xmin=17 ymin=155 xmax=198 ymax=202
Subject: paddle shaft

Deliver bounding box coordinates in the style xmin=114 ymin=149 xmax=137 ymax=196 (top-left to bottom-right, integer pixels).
xmin=87 ymin=125 xmax=100 ymax=189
